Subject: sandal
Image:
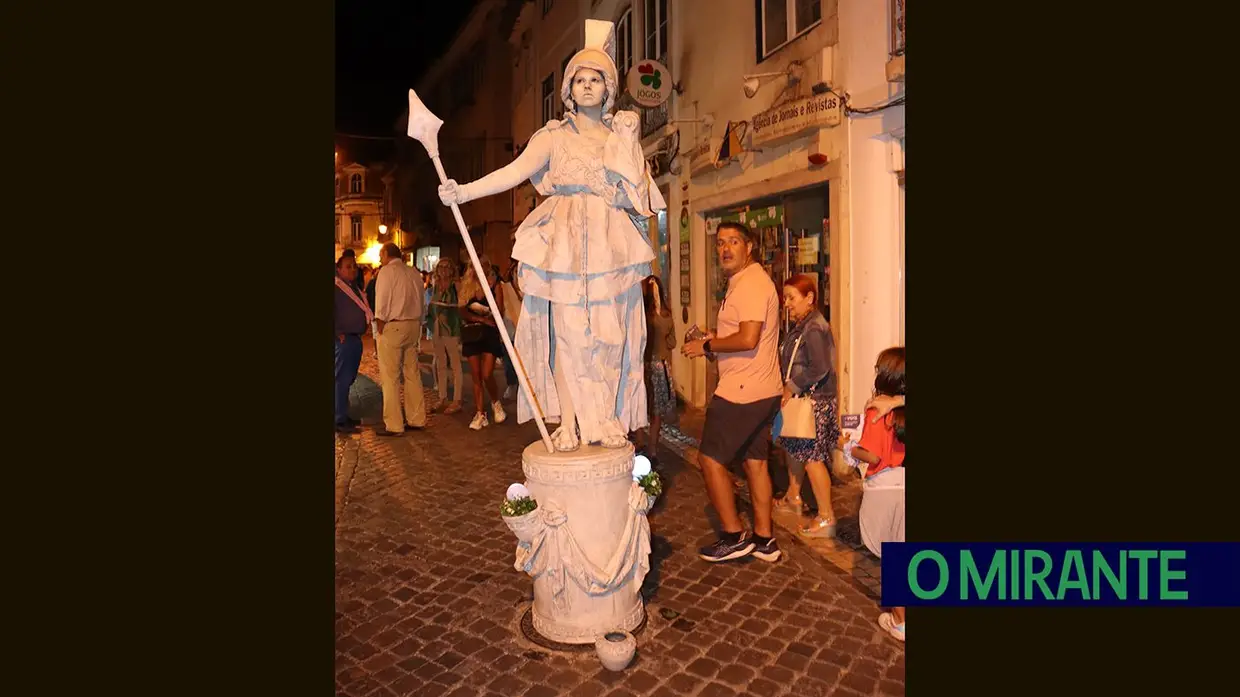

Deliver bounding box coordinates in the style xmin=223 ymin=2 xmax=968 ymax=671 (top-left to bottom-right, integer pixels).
xmin=798 ymin=516 xmax=836 ymax=538
xmin=774 ymin=494 xmax=803 ymax=513
xmin=878 ymin=612 xmax=905 ymax=642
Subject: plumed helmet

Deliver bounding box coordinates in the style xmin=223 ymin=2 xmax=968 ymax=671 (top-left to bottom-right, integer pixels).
xmin=560 ymin=19 xmax=620 ymax=114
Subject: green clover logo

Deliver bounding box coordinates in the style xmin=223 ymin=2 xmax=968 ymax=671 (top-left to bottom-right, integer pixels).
xmin=640 ymin=70 xmax=662 ymax=90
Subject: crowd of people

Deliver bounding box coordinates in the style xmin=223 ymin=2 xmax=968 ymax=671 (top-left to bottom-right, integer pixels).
xmin=334 ymin=242 xmax=684 ymax=445
xmin=333 ymin=244 xmax=532 ymax=436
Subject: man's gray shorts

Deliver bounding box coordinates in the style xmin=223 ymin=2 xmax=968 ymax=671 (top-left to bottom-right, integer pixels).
xmin=699 ymin=395 xmax=781 ymax=465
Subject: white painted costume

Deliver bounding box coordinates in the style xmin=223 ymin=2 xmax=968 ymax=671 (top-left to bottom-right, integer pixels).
xmin=442 ymin=21 xmax=664 ymax=447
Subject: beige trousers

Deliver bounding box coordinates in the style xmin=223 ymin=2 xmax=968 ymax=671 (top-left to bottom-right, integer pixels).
xmin=432 ymin=334 xmax=463 ymax=403
xmin=377 ymin=320 xmax=426 ymax=431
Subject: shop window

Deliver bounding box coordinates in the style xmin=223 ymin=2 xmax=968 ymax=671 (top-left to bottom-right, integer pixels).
xmin=704 ymin=187 xmax=829 ymax=332
xmin=416 ymin=246 xmax=441 ymax=273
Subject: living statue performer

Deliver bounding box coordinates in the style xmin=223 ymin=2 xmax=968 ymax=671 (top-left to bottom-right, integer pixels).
xmin=438 ymin=19 xmax=665 ymax=452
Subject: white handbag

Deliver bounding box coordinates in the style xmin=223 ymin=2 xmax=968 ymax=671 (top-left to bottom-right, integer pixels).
xmin=779 ymin=335 xmax=817 ymax=440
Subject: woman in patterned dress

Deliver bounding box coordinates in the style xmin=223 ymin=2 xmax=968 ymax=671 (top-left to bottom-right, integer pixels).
xmin=775 ymin=274 xmax=842 ymax=538
xmin=438 ymin=20 xmax=663 ymax=452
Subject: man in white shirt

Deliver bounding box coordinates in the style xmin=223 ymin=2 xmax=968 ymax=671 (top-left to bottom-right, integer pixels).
xmin=374 ymin=243 xmax=427 ymax=435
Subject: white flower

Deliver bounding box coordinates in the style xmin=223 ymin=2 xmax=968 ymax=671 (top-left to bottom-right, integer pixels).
xmin=632 ymin=455 xmax=652 ymax=480
xmin=506 ymin=483 xmax=531 ymax=501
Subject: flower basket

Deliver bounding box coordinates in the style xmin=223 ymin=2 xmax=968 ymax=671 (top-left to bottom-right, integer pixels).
xmin=500 ymin=483 xmax=541 ymax=543
xmin=502 ymin=504 xmax=543 ymax=544
xmin=637 ymin=472 xmax=662 ymax=500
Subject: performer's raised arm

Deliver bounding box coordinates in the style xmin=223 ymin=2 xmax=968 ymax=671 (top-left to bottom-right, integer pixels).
xmin=438 ymin=131 xmax=552 ymax=205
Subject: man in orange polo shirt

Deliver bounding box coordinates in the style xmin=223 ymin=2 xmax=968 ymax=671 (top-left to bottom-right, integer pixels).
xmin=683 ymin=221 xmax=783 ymax=563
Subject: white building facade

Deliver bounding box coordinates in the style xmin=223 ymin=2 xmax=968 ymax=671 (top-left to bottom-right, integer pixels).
xmin=507 ymin=0 xmax=905 ymax=418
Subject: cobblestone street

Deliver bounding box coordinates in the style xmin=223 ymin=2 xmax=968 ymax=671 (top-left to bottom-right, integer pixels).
xmin=336 ymin=338 xmax=904 ymax=697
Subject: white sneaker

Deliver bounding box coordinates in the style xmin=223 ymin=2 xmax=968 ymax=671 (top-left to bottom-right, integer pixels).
xmin=492 ymin=400 xmax=507 ymax=424
xmin=470 ymin=412 xmax=489 ymax=430
xmin=504 ymin=385 xmax=517 ymax=400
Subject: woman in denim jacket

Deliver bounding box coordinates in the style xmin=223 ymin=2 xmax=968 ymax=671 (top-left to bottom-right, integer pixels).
xmin=775 ymin=274 xmax=841 ymax=538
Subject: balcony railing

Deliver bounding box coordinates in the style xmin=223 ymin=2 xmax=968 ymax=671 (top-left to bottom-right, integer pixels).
xmin=891 ymin=0 xmax=905 ymax=56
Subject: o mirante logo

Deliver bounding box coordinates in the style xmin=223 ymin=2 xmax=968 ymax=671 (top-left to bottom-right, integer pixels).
xmin=881 ymin=543 xmax=1240 ymax=607
xmin=907 ymin=549 xmax=1187 ymax=601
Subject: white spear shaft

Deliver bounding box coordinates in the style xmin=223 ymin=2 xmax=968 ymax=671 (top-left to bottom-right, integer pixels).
xmin=406 ymin=89 xmax=554 ymax=453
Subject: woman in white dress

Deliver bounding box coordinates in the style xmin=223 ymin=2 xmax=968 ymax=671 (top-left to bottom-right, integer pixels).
xmin=438 ymin=20 xmax=664 ymax=452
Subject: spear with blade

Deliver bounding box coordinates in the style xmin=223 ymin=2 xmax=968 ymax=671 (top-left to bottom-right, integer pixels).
xmin=405 ymin=89 xmax=554 ymax=453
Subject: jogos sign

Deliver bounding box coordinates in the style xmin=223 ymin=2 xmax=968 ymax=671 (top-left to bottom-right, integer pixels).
xmin=626 ymin=59 xmax=673 ymax=108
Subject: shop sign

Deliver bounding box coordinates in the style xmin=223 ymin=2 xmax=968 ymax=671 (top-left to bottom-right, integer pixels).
xmin=688 ymin=137 xmax=720 ymax=177
xmin=714 ymin=121 xmax=748 ymax=167
xmin=795 ymin=235 xmax=820 ymax=265
xmin=751 ymin=93 xmax=842 ymax=148
xmin=626 ymin=59 xmax=673 ymax=108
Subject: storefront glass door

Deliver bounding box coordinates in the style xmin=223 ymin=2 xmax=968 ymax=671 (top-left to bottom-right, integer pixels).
xmin=702 ymin=185 xmax=830 ymax=397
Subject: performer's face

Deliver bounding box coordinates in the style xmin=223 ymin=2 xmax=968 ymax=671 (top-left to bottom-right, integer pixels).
xmin=571 ymin=68 xmax=606 ymax=109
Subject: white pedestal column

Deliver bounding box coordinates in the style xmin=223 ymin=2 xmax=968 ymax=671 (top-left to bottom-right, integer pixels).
xmin=517 ymin=441 xmax=649 ymax=645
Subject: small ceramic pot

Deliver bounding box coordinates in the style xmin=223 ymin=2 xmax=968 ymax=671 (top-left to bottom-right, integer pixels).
xmin=595 ymin=630 xmax=636 ymax=671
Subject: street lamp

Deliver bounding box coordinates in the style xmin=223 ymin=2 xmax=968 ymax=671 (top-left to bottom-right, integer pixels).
xmin=742 ymin=60 xmax=804 ymax=98
xmin=742 ymin=73 xmax=787 ymax=98
xmin=379 ymin=224 xmax=388 ymax=235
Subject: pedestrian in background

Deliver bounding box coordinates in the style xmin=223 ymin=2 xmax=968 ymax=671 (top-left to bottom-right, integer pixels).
xmin=458 ymin=257 xmax=507 ymax=430
xmin=341 ymin=249 xmax=366 ymax=295
xmin=334 ymin=254 xmax=371 ymax=434
xmin=423 ymin=270 xmax=434 ymax=341
xmin=365 ymin=264 xmax=379 ymax=315
xmin=639 ymin=275 xmax=676 ymax=465
xmin=500 ymin=260 xmax=523 ymax=400
xmin=374 ymin=243 xmax=427 ymax=436
xmin=427 ymin=258 xmax=464 ymax=415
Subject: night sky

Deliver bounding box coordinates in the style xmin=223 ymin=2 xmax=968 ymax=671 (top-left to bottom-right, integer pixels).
xmin=335 ymin=0 xmax=479 ymax=160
